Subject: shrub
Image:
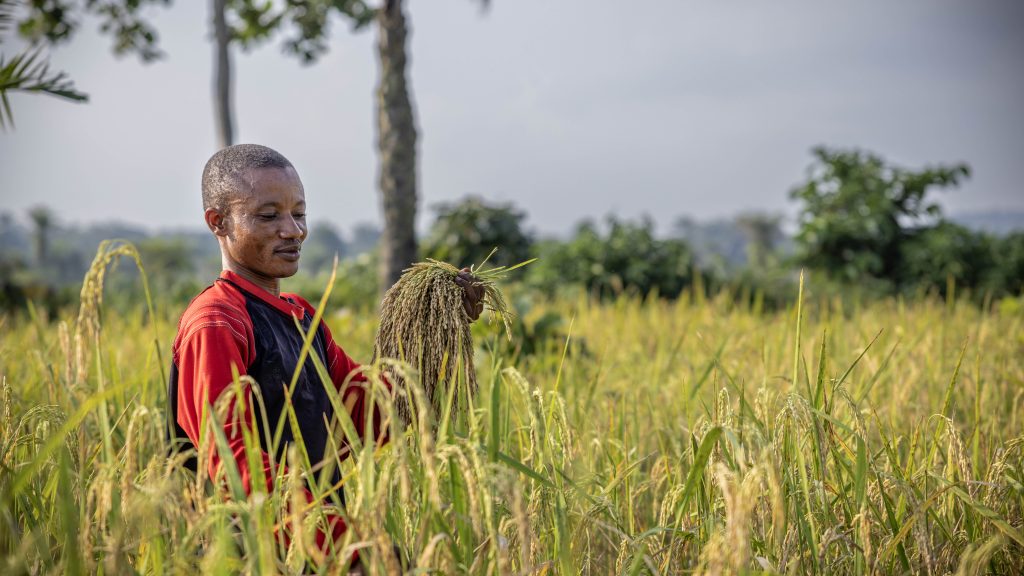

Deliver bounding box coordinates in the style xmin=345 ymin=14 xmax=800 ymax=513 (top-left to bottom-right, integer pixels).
xmin=422 ymin=196 xmax=533 ymax=269
xmin=528 ymin=217 xmax=696 ymax=299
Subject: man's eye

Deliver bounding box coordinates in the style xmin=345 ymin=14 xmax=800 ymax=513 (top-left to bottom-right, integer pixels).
xmin=258 ymin=213 xmax=277 ymax=220
xmin=294 ymin=213 xmax=306 ymax=219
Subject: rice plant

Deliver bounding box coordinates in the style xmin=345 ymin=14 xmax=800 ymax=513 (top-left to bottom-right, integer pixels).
xmin=0 ymin=244 xmax=1022 ymax=574
xmin=373 ymin=256 xmax=525 ymax=424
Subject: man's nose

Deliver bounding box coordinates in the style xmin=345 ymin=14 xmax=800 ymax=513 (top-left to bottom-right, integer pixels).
xmin=279 ymin=216 xmax=305 ymax=239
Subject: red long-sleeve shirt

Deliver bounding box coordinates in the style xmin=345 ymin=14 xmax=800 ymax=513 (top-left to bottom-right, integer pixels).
xmin=168 ymin=270 xmax=386 ymax=548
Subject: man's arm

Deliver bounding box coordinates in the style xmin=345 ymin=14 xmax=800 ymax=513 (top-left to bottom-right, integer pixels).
xmin=175 ymin=308 xmax=275 ymax=493
xmin=321 ymin=319 xmax=391 ymax=451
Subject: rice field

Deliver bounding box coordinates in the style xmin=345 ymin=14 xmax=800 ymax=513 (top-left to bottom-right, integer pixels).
xmin=1 ymin=245 xmax=1023 ymax=574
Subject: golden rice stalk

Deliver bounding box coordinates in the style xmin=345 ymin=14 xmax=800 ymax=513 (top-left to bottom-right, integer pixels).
xmin=74 ymin=239 xmax=159 ymax=385
xmin=373 ymin=258 xmax=516 ymax=422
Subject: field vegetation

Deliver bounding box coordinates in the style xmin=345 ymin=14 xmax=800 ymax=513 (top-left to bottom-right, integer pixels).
xmin=3 ymin=1 xmax=1022 ymax=572
xmin=1 ymin=242 xmax=1022 ymax=575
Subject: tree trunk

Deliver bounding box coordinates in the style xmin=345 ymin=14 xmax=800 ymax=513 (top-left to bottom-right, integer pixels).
xmin=376 ymin=0 xmax=418 ymax=292
xmin=28 ymin=208 xmax=51 ymax=266
xmin=212 ymin=0 xmax=234 ymax=148
xmin=32 ymin=222 xmax=48 ymax=267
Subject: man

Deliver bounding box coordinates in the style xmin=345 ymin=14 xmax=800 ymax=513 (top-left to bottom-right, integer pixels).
xmin=167 ymin=144 xmax=483 ymax=559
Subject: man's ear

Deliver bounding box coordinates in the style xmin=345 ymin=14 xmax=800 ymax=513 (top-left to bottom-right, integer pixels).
xmin=205 ymin=208 xmax=230 ymax=237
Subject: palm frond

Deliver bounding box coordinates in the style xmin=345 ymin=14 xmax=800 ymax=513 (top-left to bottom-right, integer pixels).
xmin=0 ymin=1 xmax=15 ymax=35
xmin=0 ymin=45 xmax=87 ymax=129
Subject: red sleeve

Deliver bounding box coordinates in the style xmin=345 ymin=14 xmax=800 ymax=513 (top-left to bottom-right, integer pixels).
xmin=174 ymin=304 xmax=349 ymax=548
xmin=174 ymin=305 xmax=272 ymax=493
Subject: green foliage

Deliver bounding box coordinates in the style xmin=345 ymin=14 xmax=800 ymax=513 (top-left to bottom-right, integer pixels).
xmin=283 ymin=251 xmax=380 ymax=312
xmin=135 ymin=237 xmax=193 ymax=278
xmin=529 ymin=217 xmax=696 ymax=299
xmin=0 ymin=252 xmax=70 ymax=313
xmin=227 ymin=0 xmax=285 ymax=48
xmin=14 ymin=0 xmax=76 ymax=43
xmin=0 ymin=46 xmax=88 ymax=128
xmin=791 ymin=146 xmax=970 ymax=287
xmin=276 ymin=0 xmax=374 ymax=62
xmin=422 ymin=196 xmax=533 ymax=270
xmin=472 ymin=293 xmax=585 ymax=362
xmin=131 ymin=237 xmax=203 ymax=302
xmin=18 ymin=0 xmax=170 ymax=61
xmin=986 ymin=232 xmax=1024 ymax=297
xmin=300 ymin=221 xmax=348 ymax=275
xmin=900 ymin=221 xmax=996 ymax=296
xmin=224 ymin=0 xmax=374 ymax=61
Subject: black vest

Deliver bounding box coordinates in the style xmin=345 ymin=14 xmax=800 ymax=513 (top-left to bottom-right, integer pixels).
xmin=168 ymin=278 xmax=340 ymax=492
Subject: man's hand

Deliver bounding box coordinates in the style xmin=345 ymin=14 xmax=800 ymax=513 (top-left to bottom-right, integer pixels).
xmin=455 ymin=268 xmax=485 ymax=322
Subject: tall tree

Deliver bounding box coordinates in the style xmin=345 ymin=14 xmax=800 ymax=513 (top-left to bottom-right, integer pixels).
xmin=372 ymin=0 xmax=490 ymax=290
xmin=27 ymin=204 xmax=51 ymax=265
xmin=212 ymin=0 xmax=232 ymax=147
xmin=375 ymin=0 xmax=416 ymax=289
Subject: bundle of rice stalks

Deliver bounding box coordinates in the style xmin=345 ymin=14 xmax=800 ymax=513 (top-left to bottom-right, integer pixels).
xmin=373 ymin=257 xmax=529 ymax=423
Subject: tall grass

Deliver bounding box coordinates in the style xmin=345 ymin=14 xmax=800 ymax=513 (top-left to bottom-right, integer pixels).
xmin=1 ymin=245 xmax=1022 ymax=574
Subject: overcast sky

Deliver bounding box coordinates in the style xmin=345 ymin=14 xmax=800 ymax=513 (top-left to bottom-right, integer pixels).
xmin=1 ymin=0 xmax=1022 ymax=236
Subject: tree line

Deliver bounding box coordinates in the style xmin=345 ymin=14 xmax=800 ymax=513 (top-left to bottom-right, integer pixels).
xmin=418 ymin=146 xmax=1023 ymax=307
xmin=5 ymin=145 xmax=1020 ymax=314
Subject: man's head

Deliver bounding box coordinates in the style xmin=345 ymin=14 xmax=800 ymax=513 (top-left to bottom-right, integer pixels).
xmin=202 ymin=144 xmax=307 ymax=293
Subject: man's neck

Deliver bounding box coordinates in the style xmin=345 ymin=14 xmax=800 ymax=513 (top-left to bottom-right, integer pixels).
xmin=223 ymin=262 xmax=281 ymax=297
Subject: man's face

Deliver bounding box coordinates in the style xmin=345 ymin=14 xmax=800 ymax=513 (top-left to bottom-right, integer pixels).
xmin=213 ymin=166 xmax=307 ymax=282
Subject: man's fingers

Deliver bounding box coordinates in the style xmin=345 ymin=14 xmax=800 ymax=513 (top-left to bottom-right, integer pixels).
xmin=461 ymin=291 xmax=484 ymax=320
xmin=464 ymin=300 xmax=479 ymax=321
xmin=455 ymin=269 xmax=485 ymax=321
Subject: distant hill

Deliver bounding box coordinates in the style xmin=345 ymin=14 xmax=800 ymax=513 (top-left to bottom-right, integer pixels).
xmin=950 ymin=210 xmax=1024 ymax=235
xmin=673 ymin=216 xmax=794 ymax=269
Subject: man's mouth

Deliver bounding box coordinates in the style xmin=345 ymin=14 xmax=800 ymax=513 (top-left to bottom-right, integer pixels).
xmin=275 ymin=245 xmax=302 ymax=261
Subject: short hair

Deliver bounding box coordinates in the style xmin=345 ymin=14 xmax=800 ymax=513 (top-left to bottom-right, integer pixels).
xmin=201 ymin=144 xmax=294 ymax=211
